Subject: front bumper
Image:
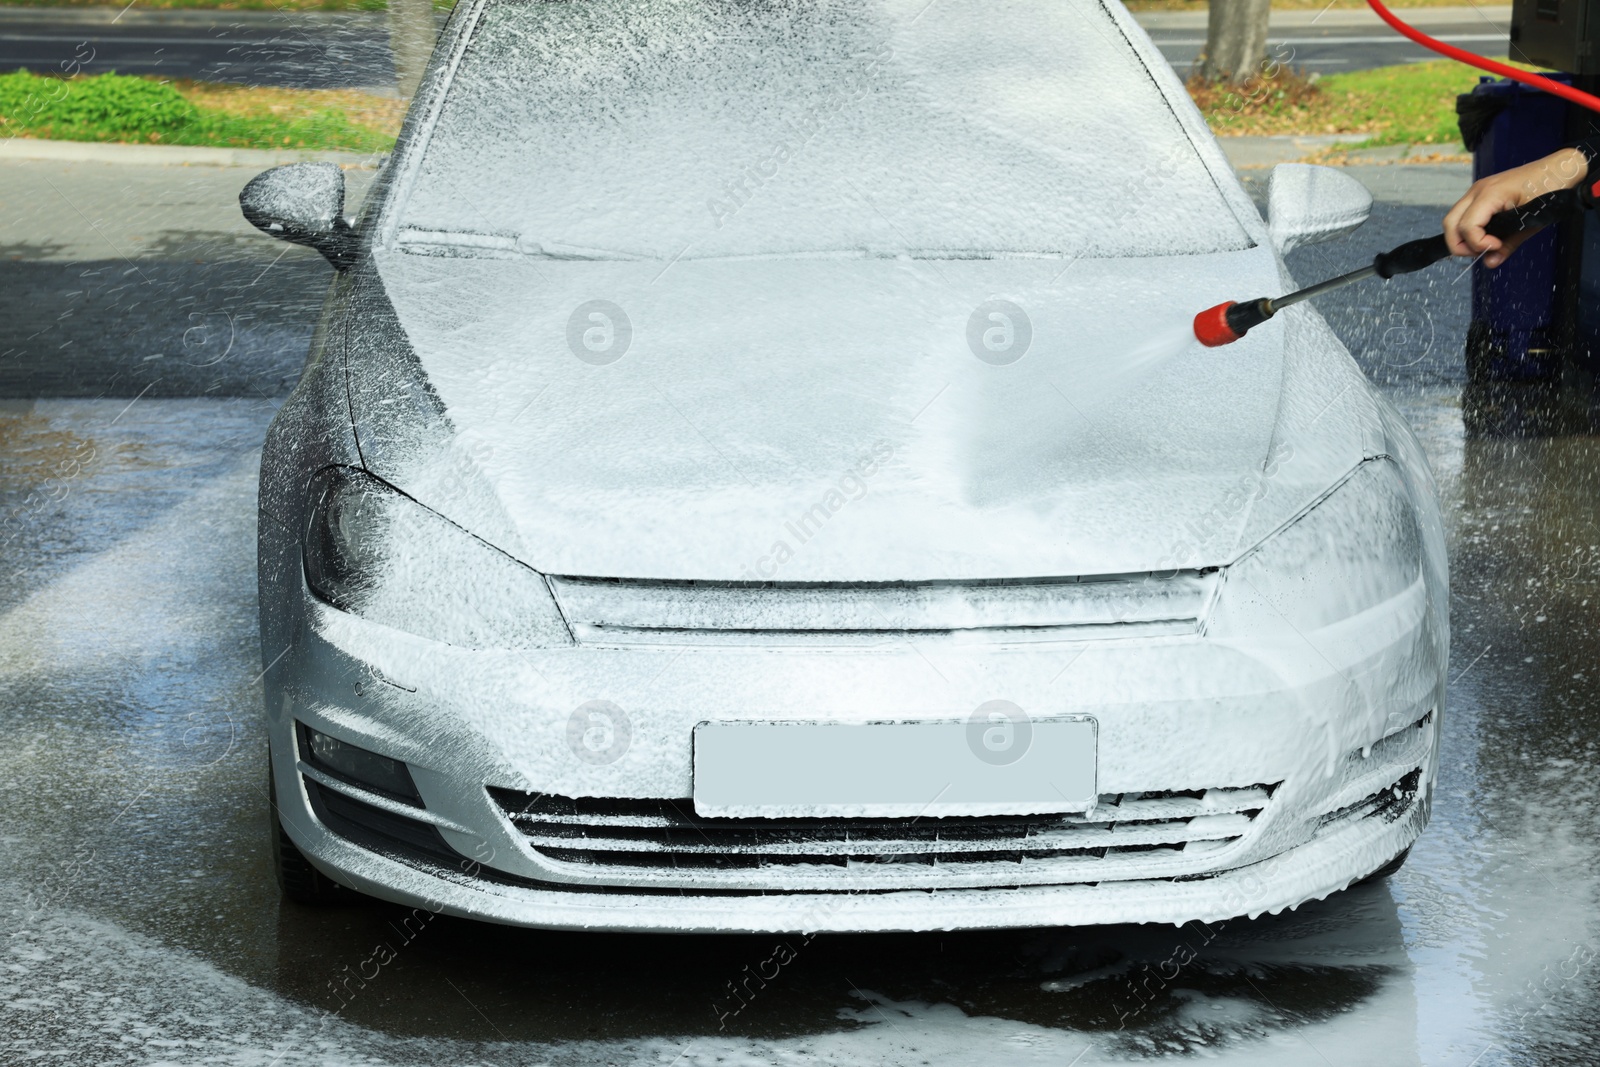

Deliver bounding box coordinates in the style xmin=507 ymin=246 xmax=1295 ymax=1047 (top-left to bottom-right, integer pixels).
xmin=263 ymin=534 xmax=1444 ymax=929
xmin=277 ymin=763 xmax=1431 ymax=933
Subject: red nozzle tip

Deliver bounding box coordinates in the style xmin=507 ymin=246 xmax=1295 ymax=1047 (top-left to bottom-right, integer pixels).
xmin=1193 ymin=301 xmax=1241 ymax=348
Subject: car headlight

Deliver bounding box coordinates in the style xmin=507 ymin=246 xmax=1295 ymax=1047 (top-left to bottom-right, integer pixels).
xmin=303 ymin=466 xmax=572 ymax=649
xmin=1215 ymin=459 xmax=1426 ymax=635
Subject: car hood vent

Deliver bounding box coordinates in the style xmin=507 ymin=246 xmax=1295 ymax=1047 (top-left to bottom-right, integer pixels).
xmin=547 ymin=571 xmax=1218 ymax=646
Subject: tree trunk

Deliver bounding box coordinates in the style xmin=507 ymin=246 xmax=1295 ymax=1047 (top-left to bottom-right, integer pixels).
xmin=1201 ymin=0 xmax=1272 ymax=84
xmin=390 ymin=0 xmax=437 ymax=99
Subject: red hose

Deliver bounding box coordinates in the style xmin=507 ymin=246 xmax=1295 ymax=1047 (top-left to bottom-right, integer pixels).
xmin=1366 ymin=0 xmax=1600 ymax=114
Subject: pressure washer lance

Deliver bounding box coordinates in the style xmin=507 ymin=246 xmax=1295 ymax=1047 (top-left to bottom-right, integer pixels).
xmin=1192 ymin=183 xmax=1596 ymax=348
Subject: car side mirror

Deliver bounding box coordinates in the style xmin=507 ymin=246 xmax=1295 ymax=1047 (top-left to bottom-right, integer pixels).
xmin=1265 ymin=163 xmax=1373 ymax=254
xmin=240 ymin=162 xmax=358 ymax=270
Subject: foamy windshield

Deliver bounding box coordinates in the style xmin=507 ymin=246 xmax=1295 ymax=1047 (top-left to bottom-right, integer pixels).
xmin=395 ymin=0 xmax=1253 ymax=260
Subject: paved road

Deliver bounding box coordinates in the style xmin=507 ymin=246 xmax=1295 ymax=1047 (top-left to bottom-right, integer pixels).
xmin=1140 ymin=5 xmax=1514 ymax=75
xmin=0 ymin=7 xmax=401 ymax=88
xmin=4 ymin=162 xmax=1600 ymax=1064
xmin=0 ymin=157 xmax=377 ymax=397
xmin=0 ymin=5 xmax=1514 ymax=87
xmin=1149 ymin=24 xmax=1509 ymax=76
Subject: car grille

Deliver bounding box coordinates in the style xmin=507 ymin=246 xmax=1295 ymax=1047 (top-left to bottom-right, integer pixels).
xmin=545 ymin=571 xmax=1219 ymax=647
xmin=487 ymin=784 xmax=1277 ymax=889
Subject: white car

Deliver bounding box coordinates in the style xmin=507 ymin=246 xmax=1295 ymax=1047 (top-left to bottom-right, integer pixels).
xmin=246 ymin=0 xmax=1445 ymax=932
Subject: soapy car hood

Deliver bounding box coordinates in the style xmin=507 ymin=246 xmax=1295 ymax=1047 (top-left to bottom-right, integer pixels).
xmin=341 ymin=246 xmax=1380 ymax=582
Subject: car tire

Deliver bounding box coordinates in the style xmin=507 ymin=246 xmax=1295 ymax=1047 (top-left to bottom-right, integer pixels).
xmin=1357 ymin=846 xmax=1411 ymax=885
xmin=270 ymin=758 xmax=365 ymax=906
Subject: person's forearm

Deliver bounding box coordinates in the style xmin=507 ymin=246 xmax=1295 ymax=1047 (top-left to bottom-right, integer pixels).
xmin=1545 ymin=145 xmax=1592 ymax=191
xmin=1443 ymin=146 xmax=1593 ymax=268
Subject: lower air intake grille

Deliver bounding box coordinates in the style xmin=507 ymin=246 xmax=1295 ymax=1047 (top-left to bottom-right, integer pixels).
xmin=488 ymin=784 xmax=1278 ymax=886
xmin=1317 ymin=768 xmax=1424 ymax=832
xmin=305 ymin=778 xmax=461 ymax=868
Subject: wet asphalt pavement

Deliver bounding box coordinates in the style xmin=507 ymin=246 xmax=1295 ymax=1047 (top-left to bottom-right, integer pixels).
xmin=4 ymin=161 xmax=1600 ymax=1065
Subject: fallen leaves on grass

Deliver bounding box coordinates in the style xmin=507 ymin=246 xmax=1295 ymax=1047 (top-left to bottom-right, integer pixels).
xmin=1188 ymin=60 xmax=1500 ymax=146
xmin=1187 ymin=68 xmax=1325 ymax=136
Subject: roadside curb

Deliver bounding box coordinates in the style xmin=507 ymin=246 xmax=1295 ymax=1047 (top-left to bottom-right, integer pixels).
xmin=1217 ymin=134 xmax=1471 ymax=169
xmin=0 ymin=136 xmax=386 ymax=167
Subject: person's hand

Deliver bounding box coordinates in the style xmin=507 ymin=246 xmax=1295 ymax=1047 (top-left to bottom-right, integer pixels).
xmin=1442 ymin=147 xmax=1589 ymax=268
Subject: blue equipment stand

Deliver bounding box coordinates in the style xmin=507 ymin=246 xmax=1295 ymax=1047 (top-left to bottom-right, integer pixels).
xmin=1460 ymin=75 xmax=1569 ymax=435
xmin=1460 ymin=74 xmax=1600 ymax=435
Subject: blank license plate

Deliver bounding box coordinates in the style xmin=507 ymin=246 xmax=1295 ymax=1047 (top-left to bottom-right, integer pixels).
xmin=692 ymin=717 xmax=1096 ymax=818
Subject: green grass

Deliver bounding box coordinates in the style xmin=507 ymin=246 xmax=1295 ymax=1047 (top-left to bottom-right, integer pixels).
xmin=1190 ymin=60 xmax=1519 ymax=147
xmin=1315 ymin=61 xmax=1494 ymax=144
xmin=0 ymin=70 xmax=399 ymax=151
